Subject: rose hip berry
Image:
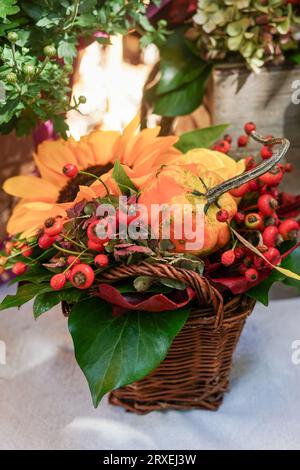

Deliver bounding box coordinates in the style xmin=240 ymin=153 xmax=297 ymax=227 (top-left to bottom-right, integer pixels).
xmin=87 ymin=239 xmax=105 ymax=251
xmin=230 ymin=182 xmax=250 ymax=197
xmin=259 ymin=165 xmax=283 ymax=186
xmin=262 ymin=226 xmax=280 ymax=247
xmin=221 ymin=250 xmax=236 ymax=266
xmin=278 ymin=219 xmax=299 ymax=240
xmin=254 ymin=256 xmax=265 ymax=270
xmin=50 ymin=273 xmax=66 ymax=291
xmin=71 ymin=264 xmax=95 ymax=289
xmin=67 ymin=255 xmax=81 ymax=266
xmin=234 ymin=211 xmax=245 ymax=224
xmin=44 ymin=217 xmax=64 ymax=236
xmin=264 ymin=247 xmax=281 ymax=265
xmin=245 ymin=213 xmax=263 ymax=230
xmin=258 ymin=194 xmax=278 ymax=216
xmin=261 ymin=146 xmax=273 ymax=160
xmin=234 ymin=246 xmax=246 ymax=259
xmin=94 ymin=254 xmax=109 ymax=267
xmin=213 ymin=140 xmax=230 ymax=154
xmin=21 ymin=245 xmax=33 ymax=257
xmin=224 ymin=134 xmax=232 ymax=144
xmin=38 ymin=233 xmax=57 ymax=249
xmin=244 ymin=122 xmax=256 ymax=135
xmin=245 ymin=268 xmax=259 ymax=282
xmin=216 ymin=209 xmax=229 ymax=222
xmin=12 ymin=262 xmax=27 ymax=276
xmin=237 ymin=135 xmax=248 ymax=147
xmin=63 ymin=163 xmax=78 ymax=178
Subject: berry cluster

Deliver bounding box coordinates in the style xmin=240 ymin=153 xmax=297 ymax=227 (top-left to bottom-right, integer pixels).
xmin=214 ymin=122 xmax=299 ymax=285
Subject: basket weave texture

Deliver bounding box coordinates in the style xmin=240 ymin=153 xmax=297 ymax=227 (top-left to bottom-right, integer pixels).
xmin=94 ymin=261 xmax=256 ymax=414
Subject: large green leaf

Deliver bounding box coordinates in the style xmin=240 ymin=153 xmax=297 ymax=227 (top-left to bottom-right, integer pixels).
xmin=157 ymin=29 xmax=207 ymax=95
xmin=68 ymin=297 xmax=190 ymax=407
xmin=175 ymin=124 xmax=229 ymax=153
xmin=33 ymin=288 xmax=87 ymax=318
xmin=9 ymin=265 xmax=52 ymax=286
xmin=154 ymin=66 xmax=212 ymax=117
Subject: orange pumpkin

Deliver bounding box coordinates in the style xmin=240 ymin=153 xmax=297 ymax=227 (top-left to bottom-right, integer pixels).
xmin=138 ymin=149 xmax=245 ymax=256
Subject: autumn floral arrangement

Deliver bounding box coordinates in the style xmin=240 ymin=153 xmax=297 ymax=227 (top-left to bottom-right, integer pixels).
xmin=145 ymin=0 xmax=300 ymax=118
xmin=1 ymin=117 xmax=300 ymax=409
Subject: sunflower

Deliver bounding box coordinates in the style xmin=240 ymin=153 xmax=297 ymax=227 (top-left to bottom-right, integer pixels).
xmin=3 ymin=116 xmax=180 ymax=238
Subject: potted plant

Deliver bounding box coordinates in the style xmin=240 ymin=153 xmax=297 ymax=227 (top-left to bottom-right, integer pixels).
xmin=1 ymin=117 xmax=300 ymax=412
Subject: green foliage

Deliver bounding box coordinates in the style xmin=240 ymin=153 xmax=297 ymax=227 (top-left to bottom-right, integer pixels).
xmin=175 ymin=124 xmax=229 ymax=152
xmin=248 ymin=247 xmax=300 ymax=306
xmin=0 ymin=1 xmax=166 ymax=137
xmin=144 ymin=29 xmax=212 ymax=117
xmin=112 ymin=160 xmax=138 ymax=195
xmin=68 ymin=297 xmax=190 ymax=407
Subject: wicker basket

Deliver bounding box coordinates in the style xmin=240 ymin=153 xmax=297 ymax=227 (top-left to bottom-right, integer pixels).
xmin=93 ymin=262 xmax=256 ymax=414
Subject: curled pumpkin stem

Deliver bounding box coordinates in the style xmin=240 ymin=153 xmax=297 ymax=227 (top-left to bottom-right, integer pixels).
xmin=201 ymin=131 xmax=290 ymax=213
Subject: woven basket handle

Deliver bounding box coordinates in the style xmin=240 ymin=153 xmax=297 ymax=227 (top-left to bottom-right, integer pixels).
xmin=97 ymin=261 xmax=225 ymax=328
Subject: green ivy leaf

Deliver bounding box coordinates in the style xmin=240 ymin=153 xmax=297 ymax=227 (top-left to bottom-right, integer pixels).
xmin=153 ymin=66 xmax=212 ymax=117
xmin=33 ymin=288 xmax=87 ymax=318
xmin=0 ymin=282 xmax=52 ymax=311
xmin=57 ymin=39 xmax=77 ymax=64
xmin=112 ymin=159 xmax=138 ymax=195
xmin=175 ymin=124 xmax=229 ymax=152
xmin=68 ymin=297 xmax=190 ymax=407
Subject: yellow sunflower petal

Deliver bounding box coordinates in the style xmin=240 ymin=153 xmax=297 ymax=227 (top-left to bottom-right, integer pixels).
xmin=36 ymin=139 xmax=78 ymax=174
xmin=3 ymin=176 xmax=58 ymax=201
xmin=85 ymin=130 xmax=120 ymax=166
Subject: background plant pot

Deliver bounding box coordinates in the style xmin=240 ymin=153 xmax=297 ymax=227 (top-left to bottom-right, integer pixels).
xmin=204 ymin=63 xmax=300 ymax=194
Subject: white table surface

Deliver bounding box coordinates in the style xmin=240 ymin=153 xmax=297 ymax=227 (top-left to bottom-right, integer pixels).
xmin=0 ymin=284 xmax=300 ymax=450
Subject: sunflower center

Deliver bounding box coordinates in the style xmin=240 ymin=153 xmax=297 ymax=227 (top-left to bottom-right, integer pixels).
xmin=57 ymin=164 xmax=113 ymax=203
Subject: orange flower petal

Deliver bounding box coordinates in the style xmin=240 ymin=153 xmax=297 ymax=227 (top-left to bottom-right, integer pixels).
xmin=3 ymin=176 xmax=58 ymax=201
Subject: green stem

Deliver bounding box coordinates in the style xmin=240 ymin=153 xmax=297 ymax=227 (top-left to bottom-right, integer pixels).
xmin=79 ymin=170 xmax=110 ymax=197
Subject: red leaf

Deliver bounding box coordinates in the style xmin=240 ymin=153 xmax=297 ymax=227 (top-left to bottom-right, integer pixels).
xmin=97 ymin=284 xmax=196 ymax=312
xmin=210 ymin=269 xmax=272 ymax=294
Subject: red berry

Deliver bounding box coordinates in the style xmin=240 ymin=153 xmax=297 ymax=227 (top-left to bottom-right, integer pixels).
xmin=262 ymin=226 xmax=280 ymax=247
xmin=261 ymin=146 xmax=273 ymax=160
xmin=224 ymin=134 xmax=232 ymax=144
xmin=239 ymin=264 xmax=248 ymax=275
xmin=87 ymin=218 xmax=112 ymax=244
xmin=245 ymin=156 xmax=256 ymax=170
xmin=253 ymin=256 xmax=265 ymax=270
xmin=12 ymin=262 xmax=27 ymax=276
xmin=244 ymin=122 xmax=256 ymax=135
xmin=63 ymin=163 xmax=78 ymax=178
xmin=38 ymin=233 xmax=57 ymax=249
xmin=67 ymin=255 xmax=81 ymax=266
xmin=230 ymin=182 xmax=250 ymax=197
xmin=234 ymin=211 xmax=245 ymax=224
xmin=94 ymin=254 xmax=109 ymax=267
xmin=221 ymin=250 xmax=236 ymax=266
xmin=213 ymin=140 xmax=230 ymax=154
xmin=245 ymin=213 xmax=263 ymax=230
xmin=5 ymin=241 xmax=14 ymax=255
xmin=21 ymin=245 xmax=33 ymax=257
xmin=264 ymin=247 xmax=281 ymax=265
xmin=44 ymin=217 xmax=64 ymax=236
xmin=259 ymin=165 xmax=283 ymax=186
xmin=284 ymin=163 xmax=294 ymax=173
xmin=71 ymin=264 xmax=95 ymax=289
xmin=50 ymin=273 xmax=66 ymax=291
xmin=87 ymin=239 xmax=105 ymax=251
xmin=234 ymin=246 xmax=246 ymax=259
xmin=278 ymin=219 xmax=299 ymax=240
xmin=257 ymin=244 xmax=269 ymax=253
xmin=258 ymin=194 xmax=278 ymax=216
xmin=245 ymin=268 xmax=259 ymax=282
xmin=249 ymin=179 xmax=260 ymax=191
xmin=237 ymin=135 xmax=248 ymax=147
xmin=65 ymin=270 xmax=73 ymax=281
xmin=216 ymin=209 xmax=229 ymax=222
